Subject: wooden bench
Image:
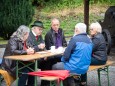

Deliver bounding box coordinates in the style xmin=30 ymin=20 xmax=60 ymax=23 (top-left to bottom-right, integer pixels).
xmin=0 ymin=69 xmax=15 ymax=86
xmin=88 ymin=60 xmax=114 ymax=86
xmin=40 ymin=60 xmax=114 ymax=86
xmin=40 ymin=76 xmax=63 ymax=86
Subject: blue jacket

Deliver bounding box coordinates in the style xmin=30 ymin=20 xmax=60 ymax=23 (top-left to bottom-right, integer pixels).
xmin=61 ymin=33 xmax=93 ymax=74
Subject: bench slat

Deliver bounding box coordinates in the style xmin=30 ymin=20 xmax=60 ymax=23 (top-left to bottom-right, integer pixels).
xmin=40 ymin=76 xmax=58 ymax=81
xmin=88 ymin=60 xmax=114 ymax=71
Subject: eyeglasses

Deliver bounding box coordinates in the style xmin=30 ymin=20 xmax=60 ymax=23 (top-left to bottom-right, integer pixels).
xmin=35 ymin=27 xmax=43 ymax=31
xmin=39 ymin=28 xmax=43 ymax=31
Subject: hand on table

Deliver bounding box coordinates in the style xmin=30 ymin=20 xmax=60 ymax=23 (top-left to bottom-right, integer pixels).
xmin=26 ymin=47 xmax=35 ymax=55
xmin=38 ymin=43 xmax=45 ymax=49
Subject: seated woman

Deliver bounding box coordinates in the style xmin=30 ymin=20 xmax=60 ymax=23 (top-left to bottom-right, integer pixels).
xmin=80 ymin=22 xmax=107 ymax=86
xmin=1 ymin=25 xmax=35 ymax=86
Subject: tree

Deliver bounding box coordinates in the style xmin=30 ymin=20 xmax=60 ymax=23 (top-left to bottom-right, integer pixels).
xmin=0 ymin=0 xmax=34 ymax=39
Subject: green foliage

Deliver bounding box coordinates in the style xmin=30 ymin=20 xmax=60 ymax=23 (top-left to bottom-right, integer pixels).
xmin=41 ymin=12 xmax=104 ymax=37
xmin=40 ymin=14 xmax=84 ymax=37
xmin=0 ymin=0 xmax=34 ymax=39
xmin=40 ymin=0 xmax=83 ymax=12
xmin=37 ymin=0 xmax=115 ymax=12
xmin=36 ymin=0 xmax=115 ymax=37
xmin=0 ymin=37 xmax=8 ymax=44
xmin=90 ymin=0 xmax=115 ymax=5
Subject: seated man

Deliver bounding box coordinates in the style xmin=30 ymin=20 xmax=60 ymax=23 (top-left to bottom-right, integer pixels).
xmin=42 ymin=18 xmax=67 ymax=86
xmin=45 ymin=18 xmax=67 ymax=65
xmin=52 ymin=23 xmax=93 ymax=86
xmin=26 ymin=20 xmax=45 ymax=86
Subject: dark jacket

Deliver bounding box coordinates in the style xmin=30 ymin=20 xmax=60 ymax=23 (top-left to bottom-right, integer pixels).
xmin=91 ymin=33 xmax=107 ymax=61
xmin=45 ymin=28 xmax=67 ymax=50
xmin=2 ymin=36 xmax=27 ymax=77
xmin=26 ymin=31 xmax=44 ymax=52
xmin=61 ymin=33 xmax=93 ymax=74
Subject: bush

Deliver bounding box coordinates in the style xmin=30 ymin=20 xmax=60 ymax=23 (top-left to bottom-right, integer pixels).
xmin=0 ymin=0 xmax=34 ymax=39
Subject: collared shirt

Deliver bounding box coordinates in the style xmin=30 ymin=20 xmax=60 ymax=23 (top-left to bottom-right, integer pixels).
xmin=55 ymin=30 xmax=62 ymax=48
xmin=32 ymin=30 xmax=38 ymax=40
xmin=32 ymin=30 xmax=37 ymax=36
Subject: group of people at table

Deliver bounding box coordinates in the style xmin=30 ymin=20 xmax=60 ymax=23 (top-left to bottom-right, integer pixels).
xmin=0 ymin=18 xmax=107 ymax=86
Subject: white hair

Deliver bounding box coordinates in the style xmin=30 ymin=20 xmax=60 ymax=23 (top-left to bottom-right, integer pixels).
xmin=11 ymin=25 xmax=30 ymax=40
xmin=75 ymin=23 xmax=87 ymax=33
xmin=90 ymin=22 xmax=102 ymax=33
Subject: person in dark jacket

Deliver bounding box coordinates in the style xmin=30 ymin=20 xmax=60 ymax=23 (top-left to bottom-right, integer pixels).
xmin=90 ymin=22 xmax=107 ymax=64
xmin=26 ymin=20 xmax=45 ymax=52
xmin=41 ymin=18 xmax=67 ymax=86
xmin=80 ymin=22 xmax=107 ymax=86
xmin=45 ymin=18 xmax=67 ymax=67
xmin=26 ymin=20 xmax=45 ymax=86
xmin=45 ymin=18 xmax=67 ymax=50
xmin=52 ymin=23 xmax=93 ymax=86
xmin=1 ymin=25 xmax=35 ymax=86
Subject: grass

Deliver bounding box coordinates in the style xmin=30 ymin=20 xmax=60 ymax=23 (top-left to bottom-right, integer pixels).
xmin=1 ymin=1 xmax=115 ymax=44
xmin=0 ymin=37 xmax=8 ymax=44
xmin=36 ymin=5 xmax=106 ymax=37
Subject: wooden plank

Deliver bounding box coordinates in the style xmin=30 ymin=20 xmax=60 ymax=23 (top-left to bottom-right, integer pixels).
xmin=4 ymin=49 xmax=64 ymax=61
xmin=88 ymin=60 xmax=114 ymax=71
xmin=40 ymin=76 xmax=58 ymax=81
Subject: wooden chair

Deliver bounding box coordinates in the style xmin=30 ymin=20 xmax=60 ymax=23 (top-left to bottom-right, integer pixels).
xmin=0 ymin=69 xmax=15 ymax=86
xmin=0 ymin=48 xmax=15 ymax=86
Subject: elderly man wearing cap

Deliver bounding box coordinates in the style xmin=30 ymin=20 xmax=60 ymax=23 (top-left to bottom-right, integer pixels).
xmin=27 ymin=20 xmax=45 ymax=51
xmin=52 ymin=23 xmax=93 ymax=86
xmin=26 ymin=20 xmax=45 ymax=86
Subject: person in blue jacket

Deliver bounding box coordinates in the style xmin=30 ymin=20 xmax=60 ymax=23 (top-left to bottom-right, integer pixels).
xmin=52 ymin=23 xmax=93 ymax=86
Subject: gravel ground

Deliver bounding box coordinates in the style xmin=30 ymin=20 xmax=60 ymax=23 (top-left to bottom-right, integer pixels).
xmin=87 ymin=51 xmax=115 ymax=86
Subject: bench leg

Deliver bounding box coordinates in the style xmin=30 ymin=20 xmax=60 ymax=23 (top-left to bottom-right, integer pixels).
xmin=97 ymin=69 xmax=101 ymax=86
xmin=107 ymin=66 xmax=110 ymax=86
xmin=0 ymin=75 xmax=1 ymax=86
xmin=97 ymin=66 xmax=110 ymax=86
xmin=50 ymin=81 xmax=56 ymax=86
xmin=49 ymin=80 xmax=63 ymax=86
xmin=60 ymin=80 xmax=63 ymax=86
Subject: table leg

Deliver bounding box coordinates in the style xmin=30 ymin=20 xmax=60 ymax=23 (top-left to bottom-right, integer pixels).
xmin=34 ymin=60 xmax=38 ymax=86
xmin=16 ymin=61 xmax=19 ymax=86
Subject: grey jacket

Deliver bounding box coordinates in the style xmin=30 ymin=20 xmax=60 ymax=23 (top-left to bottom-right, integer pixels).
xmin=2 ymin=36 xmax=27 ymax=77
xmin=26 ymin=31 xmax=44 ymax=52
xmin=92 ymin=33 xmax=107 ymax=61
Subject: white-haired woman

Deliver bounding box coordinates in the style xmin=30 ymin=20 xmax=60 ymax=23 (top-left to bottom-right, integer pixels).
xmin=89 ymin=22 xmax=107 ymax=65
xmin=1 ymin=25 xmax=35 ymax=86
xmin=80 ymin=22 xmax=107 ymax=86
